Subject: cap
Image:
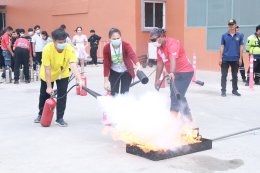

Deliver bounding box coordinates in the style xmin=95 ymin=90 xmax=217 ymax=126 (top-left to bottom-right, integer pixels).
xmin=149 ymin=27 xmax=165 ymax=37
xmin=228 ymin=19 xmax=237 ymax=25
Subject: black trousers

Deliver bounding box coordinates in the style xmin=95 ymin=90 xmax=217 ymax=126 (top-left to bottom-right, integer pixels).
xmin=90 ymin=47 xmax=98 ymax=65
xmin=0 ymin=48 xmax=4 ymax=69
xmin=36 ymin=52 xmax=42 ymax=65
xmin=38 ymin=77 xmax=69 ymax=120
xmin=246 ymin=58 xmax=260 ymax=83
xmin=221 ymin=61 xmax=239 ymax=92
xmin=239 ymin=58 xmax=246 ymax=80
xmin=109 ymin=69 xmax=132 ymax=96
xmin=14 ymin=47 xmax=30 ymax=81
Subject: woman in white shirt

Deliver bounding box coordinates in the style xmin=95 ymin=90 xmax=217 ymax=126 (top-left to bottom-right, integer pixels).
xmin=72 ymin=27 xmax=88 ymax=73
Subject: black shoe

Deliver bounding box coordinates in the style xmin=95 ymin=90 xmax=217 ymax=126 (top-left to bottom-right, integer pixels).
xmin=221 ymin=91 xmax=226 ymax=97
xmin=55 ymin=119 xmax=68 ymax=127
xmin=242 ymin=79 xmax=247 ymax=82
xmin=232 ymin=91 xmax=241 ymax=96
xmin=245 ymin=83 xmax=249 ymax=86
xmin=34 ymin=115 xmax=41 ymax=123
xmin=255 ymin=81 xmax=260 ymax=85
xmin=14 ymin=80 xmax=19 ymax=84
xmin=25 ymin=80 xmax=30 ymax=83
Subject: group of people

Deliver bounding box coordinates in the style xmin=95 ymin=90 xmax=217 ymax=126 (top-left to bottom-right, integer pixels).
xmin=220 ymin=19 xmax=260 ymax=97
xmin=5 ymin=19 xmax=259 ymax=127
xmin=0 ymin=24 xmax=102 ymax=84
xmin=26 ymin=26 xmax=193 ymax=127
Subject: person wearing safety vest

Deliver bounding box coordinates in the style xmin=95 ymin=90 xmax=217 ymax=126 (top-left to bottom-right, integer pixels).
xmin=245 ymin=25 xmax=260 ymax=86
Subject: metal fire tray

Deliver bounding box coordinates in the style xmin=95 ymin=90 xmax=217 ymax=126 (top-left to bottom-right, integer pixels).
xmin=126 ymin=138 xmax=212 ymax=161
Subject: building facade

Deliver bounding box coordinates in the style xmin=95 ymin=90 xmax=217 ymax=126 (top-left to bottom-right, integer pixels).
xmin=1 ymin=0 xmax=260 ymax=70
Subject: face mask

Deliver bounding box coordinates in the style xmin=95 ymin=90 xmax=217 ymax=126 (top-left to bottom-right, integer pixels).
xmin=56 ymin=43 xmax=67 ymax=50
xmin=111 ymin=39 xmax=122 ymax=47
xmin=36 ymin=29 xmax=41 ymax=34
xmin=152 ymin=41 xmax=162 ymax=48
xmin=20 ymin=33 xmax=25 ymax=37
xmin=28 ymin=31 xmax=34 ymax=36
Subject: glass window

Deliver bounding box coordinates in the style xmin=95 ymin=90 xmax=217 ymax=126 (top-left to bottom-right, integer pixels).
xmin=207 ymin=0 xmax=232 ymax=26
xmin=234 ymin=0 xmax=260 ymax=26
xmin=142 ymin=0 xmax=166 ymax=31
xmin=187 ymin=0 xmax=207 ymax=27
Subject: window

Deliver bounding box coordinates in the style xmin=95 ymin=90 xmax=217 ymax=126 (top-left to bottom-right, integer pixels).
xmin=187 ymin=0 xmax=207 ymax=27
xmin=0 ymin=12 xmax=6 ymax=30
xmin=142 ymin=0 xmax=166 ymax=31
xmin=187 ymin=0 xmax=260 ymax=50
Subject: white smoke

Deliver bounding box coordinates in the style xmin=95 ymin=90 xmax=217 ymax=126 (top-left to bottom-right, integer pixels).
xmin=97 ymin=91 xmax=188 ymax=150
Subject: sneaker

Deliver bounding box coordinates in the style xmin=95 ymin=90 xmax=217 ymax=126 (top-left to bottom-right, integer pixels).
xmin=232 ymin=91 xmax=241 ymax=96
xmin=14 ymin=80 xmax=19 ymax=84
xmin=245 ymin=83 xmax=249 ymax=86
xmin=34 ymin=115 xmax=41 ymax=123
xmin=255 ymin=81 xmax=260 ymax=85
xmin=25 ymin=80 xmax=30 ymax=83
xmin=55 ymin=119 xmax=68 ymax=127
xmin=242 ymin=79 xmax=247 ymax=83
xmin=221 ymin=91 xmax=226 ymax=97
xmin=95 ymin=64 xmax=99 ymax=67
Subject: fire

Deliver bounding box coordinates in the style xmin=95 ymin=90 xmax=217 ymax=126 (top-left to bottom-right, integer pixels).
xmin=103 ymin=123 xmax=202 ymax=153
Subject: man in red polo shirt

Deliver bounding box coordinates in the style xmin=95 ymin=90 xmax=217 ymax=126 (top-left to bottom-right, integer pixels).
xmin=13 ymin=28 xmax=33 ymax=84
xmin=1 ymin=26 xmax=14 ymax=79
xmin=150 ymin=28 xmax=194 ymax=122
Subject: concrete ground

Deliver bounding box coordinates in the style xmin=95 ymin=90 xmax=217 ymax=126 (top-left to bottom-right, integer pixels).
xmin=0 ymin=66 xmax=259 ymax=173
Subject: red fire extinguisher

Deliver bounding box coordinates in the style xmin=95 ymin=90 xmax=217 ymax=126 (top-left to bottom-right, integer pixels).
xmin=76 ymin=75 xmax=87 ymax=96
xmin=40 ymin=97 xmax=57 ymax=127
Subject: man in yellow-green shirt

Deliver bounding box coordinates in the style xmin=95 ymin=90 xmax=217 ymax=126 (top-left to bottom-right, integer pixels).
xmin=34 ymin=28 xmax=82 ymax=127
xmin=245 ymin=25 xmax=260 ymax=85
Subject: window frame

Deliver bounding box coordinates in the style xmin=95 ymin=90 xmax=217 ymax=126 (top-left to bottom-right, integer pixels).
xmin=141 ymin=0 xmax=166 ymax=32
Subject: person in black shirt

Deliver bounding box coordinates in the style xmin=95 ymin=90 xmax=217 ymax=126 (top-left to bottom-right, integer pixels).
xmin=88 ymin=29 xmax=101 ymax=66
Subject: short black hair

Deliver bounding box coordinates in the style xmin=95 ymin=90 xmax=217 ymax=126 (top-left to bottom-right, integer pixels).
xmin=256 ymin=25 xmax=260 ymax=32
xmin=108 ymin=28 xmax=121 ymax=38
xmin=90 ymin=29 xmax=95 ymax=33
xmin=51 ymin=28 xmax=67 ymax=41
xmin=41 ymin=31 xmax=49 ymax=37
xmin=6 ymin=26 xmax=13 ymax=32
xmin=34 ymin=25 xmax=40 ymax=30
xmin=28 ymin=28 xmax=33 ymax=32
xmin=60 ymin=24 xmax=66 ymax=30
xmin=19 ymin=28 xmax=25 ymax=33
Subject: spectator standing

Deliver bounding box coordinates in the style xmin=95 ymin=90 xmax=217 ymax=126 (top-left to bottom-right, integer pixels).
xmin=88 ymin=29 xmax=101 ymax=66
xmin=219 ymin=19 xmax=243 ymax=97
xmin=1 ymin=26 xmax=14 ymax=80
xmin=72 ymin=27 xmax=88 ymax=73
xmin=32 ymin=25 xmax=44 ymax=66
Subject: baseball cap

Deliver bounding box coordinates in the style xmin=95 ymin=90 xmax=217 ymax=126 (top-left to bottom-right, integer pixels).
xmin=228 ymin=19 xmax=237 ymax=25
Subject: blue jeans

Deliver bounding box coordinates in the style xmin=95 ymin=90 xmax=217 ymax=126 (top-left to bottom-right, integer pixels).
xmin=1 ymin=50 xmax=12 ymax=78
xmin=170 ymin=72 xmax=194 ymax=121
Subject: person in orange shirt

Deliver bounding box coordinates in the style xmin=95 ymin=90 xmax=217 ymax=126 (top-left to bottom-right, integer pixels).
xmin=13 ymin=28 xmax=33 ymax=84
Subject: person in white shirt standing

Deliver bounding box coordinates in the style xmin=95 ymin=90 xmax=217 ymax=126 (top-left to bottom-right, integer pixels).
xmin=72 ymin=26 xmax=88 ymax=73
xmin=32 ymin=25 xmax=45 ymax=67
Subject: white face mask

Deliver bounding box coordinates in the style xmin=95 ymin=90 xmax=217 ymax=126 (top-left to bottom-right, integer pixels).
xmin=20 ymin=33 xmax=25 ymax=37
xmin=152 ymin=41 xmax=162 ymax=48
xmin=28 ymin=31 xmax=34 ymax=36
xmin=36 ymin=29 xmax=41 ymax=34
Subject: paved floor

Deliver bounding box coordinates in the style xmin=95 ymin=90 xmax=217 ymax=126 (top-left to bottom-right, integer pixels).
xmin=0 ymin=66 xmax=259 ymax=173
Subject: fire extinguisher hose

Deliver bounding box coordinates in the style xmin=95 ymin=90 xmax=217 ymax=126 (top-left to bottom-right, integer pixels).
xmin=212 ymin=127 xmax=260 ymax=142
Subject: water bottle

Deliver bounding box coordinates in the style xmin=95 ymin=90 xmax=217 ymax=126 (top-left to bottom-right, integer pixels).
xmin=5 ymin=66 xmax=11 ymax=83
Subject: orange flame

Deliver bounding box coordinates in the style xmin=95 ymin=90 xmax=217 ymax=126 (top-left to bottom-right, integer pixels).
xmin=103 ymin=123 xmax=202 ymax=152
